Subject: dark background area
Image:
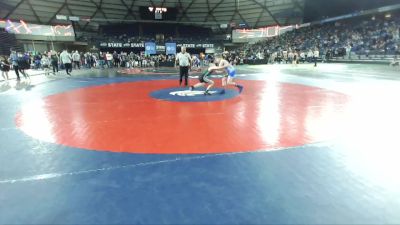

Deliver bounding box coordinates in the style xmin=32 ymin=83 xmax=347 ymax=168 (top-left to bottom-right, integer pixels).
xmin=304 ymin=0 xmax=400 ymax=22
xmin=100 ymin=23 xmax=211 ymax=39
xmin=0 ymin=28 xmax=22 ymax=55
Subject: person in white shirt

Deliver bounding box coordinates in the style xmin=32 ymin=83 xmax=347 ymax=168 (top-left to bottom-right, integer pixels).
xmin=72 ymin=50 xmax=81 ymax=69
xmin=175 ymin=46 xmax=191 ymax=86
xmin=283 ymin=50 xmax=288 ymax=63
xmin=346 ymin=45 xmax=352 ymax=59
xmin=270 ymin=52 xmax=277 ymax=64
xmin=41 ymin=55 xmax=51 ymax=76
xmin=313 ymin=48 xmax=320 ymax=67
xmin=288 ymin=51 xmax=294 ymax=64
xmin=106 ymin=52 xmax=113 ymax=68
xmin=60 ymin=50 xmax=72 ymax=75
xmin=300 ymin=52 xmax=306 ymax=63
xmin=307 ymin=49 xmax=313 ymax=62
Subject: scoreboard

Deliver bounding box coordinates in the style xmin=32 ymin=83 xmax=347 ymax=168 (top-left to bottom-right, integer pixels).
xmin=139 ymin=6 xmax=177 ymax=20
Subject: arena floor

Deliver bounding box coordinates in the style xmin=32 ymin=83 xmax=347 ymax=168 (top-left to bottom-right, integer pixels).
xmin=0 ymin=63 xmax=399 ymax=224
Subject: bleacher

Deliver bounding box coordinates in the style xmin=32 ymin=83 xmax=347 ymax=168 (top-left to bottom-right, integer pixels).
xmin=330 ymin=52 xmax=398 ymax=64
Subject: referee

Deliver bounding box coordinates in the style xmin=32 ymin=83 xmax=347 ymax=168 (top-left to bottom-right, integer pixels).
xmin=175 ymin=46 xmax=192 ymax=86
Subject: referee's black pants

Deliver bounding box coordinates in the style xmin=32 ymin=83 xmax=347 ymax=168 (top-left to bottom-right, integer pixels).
xmin=179 ymin=66 xmax=189 ymax=86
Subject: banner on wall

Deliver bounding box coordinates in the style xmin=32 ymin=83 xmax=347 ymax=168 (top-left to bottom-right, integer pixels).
xmin=99 ymin=42 xmax=214 ymax=49
xmin=0 ymin=19 xmax=75 ymax=41
xmin=165 ymin=42 xmax=176 ymax=55
xmin=0 ymin=19 xmax=74 ymax=37
xmin=176 ymin=43 xmax=214 ymax=48
xmin=145 ymin=42 xmax=156 ymax=55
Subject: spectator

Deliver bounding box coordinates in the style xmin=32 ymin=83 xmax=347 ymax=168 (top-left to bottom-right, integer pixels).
xmin=10 ymin=50 xmax=22 ymax=81
xmin=41 ymin=55 xmax=51 ymax=76
xmin=106 ymin=52 xmax=113 ymax=68
xmin=60 ymin=50 xmax=72 ymax=76
xmin=50 ymin=50 xmax=59 ymax=75
xmin=72 ymin=51 xmax=81 ymax=69
xmin=0 ymin=56 xmax=10 ymax=81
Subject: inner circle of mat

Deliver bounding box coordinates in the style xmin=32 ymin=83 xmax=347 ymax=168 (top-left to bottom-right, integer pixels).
xmin=150 ymin=87 xmax=239 ymax=102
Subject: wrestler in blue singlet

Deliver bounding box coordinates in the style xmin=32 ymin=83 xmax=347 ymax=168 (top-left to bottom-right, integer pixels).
xmin=225 ymin=64 xmax=236 ymax=77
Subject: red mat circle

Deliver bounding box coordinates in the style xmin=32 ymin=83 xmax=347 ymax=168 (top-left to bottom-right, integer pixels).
xmin=15 ymin=80 xmax=349 ymax=154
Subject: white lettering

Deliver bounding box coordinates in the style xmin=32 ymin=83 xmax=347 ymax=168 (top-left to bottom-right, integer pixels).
xmin=170 ymin=90 xmax=217 ymax=96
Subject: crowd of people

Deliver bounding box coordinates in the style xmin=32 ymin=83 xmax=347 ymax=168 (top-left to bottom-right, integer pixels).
xmin=100 ymin=52 xmax=176 ymax=68
xmin=0 ymin=49 xmax=89 ymax=81
xmin=238 ymin=16 xmax=400 ymax=63
xmin=0 ymin=49 xmax=213 ymax=81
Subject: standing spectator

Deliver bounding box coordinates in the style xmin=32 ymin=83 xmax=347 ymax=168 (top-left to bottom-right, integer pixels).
xmin=294 ymin=51 xmax=299 ymax=65
xmin=300 ymin=52 xmax=306 ymax=63
xmin=80 ymin=52 xmax=85 ymax=68
xmin=346 ymin=44 xmax=352 ymax=59
xmin=106 ymin=52 xmax=113 ymax=68
xmin=93 ymin=52 xmax=99 ymax=68
xmin=17 ymin=52 xmax=30 ymax=79
xmin=99 ymin=52 xmax=106 ymax=69
xmin=0 ymin=56 xmax=10 ymax=81
xmin=50 ymin=50 xmax=59 ymax=75
xmin=89 ymin=53 xmax=96 ymax=69
xmin=175 ymin=46 xmax=191 ymax=86
xmin=113 ymin=51 xmax=119 ymax=68
xmin=321 ymin=49 xmax=326 ymax=63
xmin=60 ymin=49 xmax=72 ymax=76
xmin=34 ymin=54 xmax=41 ymax=70
xmin=288 ymin=51 xmax=294 ymax=64
xmin=313 ymin=47 xmax=319 ymax=67
xmin=72 ymin=51 xmax=81 ymax=69
xmin=41 ymin=54 xmax=51 ymax=76
xmin=155 ymin=55 xmax=160 ymax=69
xmin=283 ymin=50 xmax=288 ymax=63
xmin=10 ymin=50 xmax=21 ymax=81
xmin=307 ymin=49 xmax=313 ymax=62
xmin=84 ymin=52 xmax=90 ymax=68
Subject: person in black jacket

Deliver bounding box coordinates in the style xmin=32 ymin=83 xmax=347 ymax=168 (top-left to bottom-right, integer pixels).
xmin=50 ymin=51 xmax=59 ymax=75
xmin=16 ymin=52 xmax=29 ymax=79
